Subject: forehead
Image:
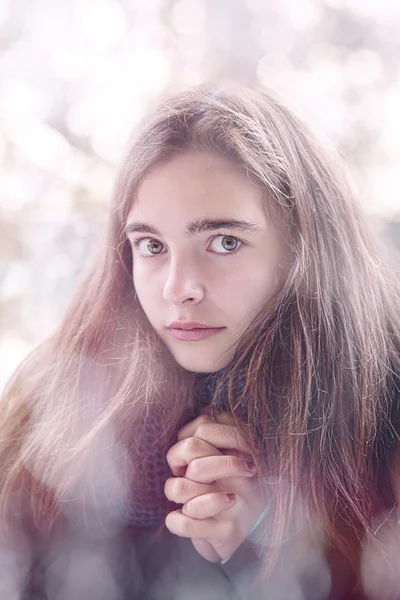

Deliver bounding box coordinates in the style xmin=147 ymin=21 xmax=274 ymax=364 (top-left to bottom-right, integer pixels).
xmin=129 ymin=150 xmax=267 ymax=224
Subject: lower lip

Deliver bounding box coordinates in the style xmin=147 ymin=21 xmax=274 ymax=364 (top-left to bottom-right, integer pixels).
xmin=169 ymin=327 xmax=225 ymax=342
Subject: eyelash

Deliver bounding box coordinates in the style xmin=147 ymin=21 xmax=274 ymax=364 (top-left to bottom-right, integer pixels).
xmin=131 ymin=234 xmax=246 ymax=258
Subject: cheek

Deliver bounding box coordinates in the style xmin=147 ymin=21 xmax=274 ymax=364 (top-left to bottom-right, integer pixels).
xmin=217 ymin=263 xmax=279 ymax=321
xmin=132 ymin=265 xmax=161 ymax=316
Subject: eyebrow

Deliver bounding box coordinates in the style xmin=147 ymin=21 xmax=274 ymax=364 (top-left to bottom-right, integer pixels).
xmin=124 ymin=218 xmax=262 ymax=238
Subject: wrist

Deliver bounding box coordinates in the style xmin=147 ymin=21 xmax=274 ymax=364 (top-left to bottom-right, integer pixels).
xmin=220 ymin=505 xmax=268 ymax=565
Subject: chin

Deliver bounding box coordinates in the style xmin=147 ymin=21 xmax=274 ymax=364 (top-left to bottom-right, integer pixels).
xmin=170 ymin=348 xmax=233 ymax=374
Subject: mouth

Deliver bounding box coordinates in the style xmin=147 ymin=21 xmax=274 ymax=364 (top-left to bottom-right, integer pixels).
xmin=167 ymin=322 xmax=226 ymax=342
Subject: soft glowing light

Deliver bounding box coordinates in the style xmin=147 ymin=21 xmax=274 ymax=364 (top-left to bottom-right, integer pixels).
xmin=0 ymin=169 xmax=36 ymax=210
xmin=73 ymin=0 xmax=126 ymax=46
xmin=305 ymin=52 xmax=346 ymax=97
xmin=56 ymin=151 xmax=90 ymax=188
xmin=13 ymin=125 xmax=71 ymax=170
xmin=282 ymin=0 xmax=322 ymax=28
xmin=127 ymin=46 xmax=171 ymax=92
xmin=364 ymin=166 xmax=400 ymax=215
xmin=38 ymin=189 xmax=73 ymax=216
xmin=0 ymin=336 xmax=33 ymax=396
xmin=354 ymin=92 xmax=383 ymax=137
xmin=91 ymin=121 xmax=133 ymax=164
xmin=245 ymin=0 xmax=270 ymax=14
xmin=28 ymin=9 xmax=69 ymax=50
xmin=361 ymin=510 xmax=400 ymax=600
xmin=67 ymin=94 xmax=97 ymax=138
xmin=0 ymin=0 xmax=400 ymax=384
xmin=0 ymin=79 xmax=50 ymax=131
xmin=346 ymin=0 xmax=400 ymax=18
xmin=0 ymin=0 xmax=9 ymax=28
xmin=345 ymin=50 xmax=383 ymax=86
xmin=0 ymin=138 xmax=5 ymax=164
xmin=383 ymin=83 xmax=400 ymax=125
xmin=85 ymin=164 xmax=114 ymax=201
xmin=259 ymin=22 xmax=295 ymax=55
xmin=322 ymin=0 xmax=346 ymax=8
xmin=48 ymin=48 xmax=91 ymax=81
xmin=44 ymin=550 xmax=120 ymax=600
xmin=276 ymin=69 xmax=347 ymax=142
xmin=0 ymin=263 xmax=29 ymax=300
xmin=131 ymin=0 xmax=165 ymax=12
xmin=256 ymin=55 xmax=294 ymax=89
xmin=67 ymin=85 xmax=145 ymax=160
xmin=379 ymin=126 xmax=400 ymax=160
xmin=171 ymin=0 xmax=206 ymax=36
xmin=378 ymin=84 xmax=400 ymax=159
xmin=17 ymin=190 xmax=73 ymax=248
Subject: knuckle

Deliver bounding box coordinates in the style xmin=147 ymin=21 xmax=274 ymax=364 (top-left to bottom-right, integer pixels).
xmin=186 ymin=458 xmax=203 ymax=480
xmin=164 ymin=477 xmax=178 ymax=501
xmin=166 ymin=446 xmax=176 ymax=467
xmin=167 ymin=477 xmax=187 ymax=501
xmin=173 ymin=477 xmax=188 ymax=498
xmin=182 ymin=498 xmax=195 ymax=518
xmin=196 ymin=414 xmax=211 ymax=426
xmin=183 ymin=436 xmax=201 ymax=455
xmin=195 ymin=423 xmax=210 ymax=439
xmin=166 ymin=512 xmax=189 ymax=537
xmin=164 ymin=478 xmax=173 ymax=499
xmin=223 ymin=454 xmax=236 ymax=471
xmin=205 ymin=493 xmax=216 ymax=515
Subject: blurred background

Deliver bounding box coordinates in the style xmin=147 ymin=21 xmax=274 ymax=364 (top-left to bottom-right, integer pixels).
xmin=0 ymin=0 xmax=399 ymax=392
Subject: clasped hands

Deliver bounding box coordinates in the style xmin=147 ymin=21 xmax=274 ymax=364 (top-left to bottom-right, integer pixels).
xmin=165 ymin=412 xmax=267 ymax=563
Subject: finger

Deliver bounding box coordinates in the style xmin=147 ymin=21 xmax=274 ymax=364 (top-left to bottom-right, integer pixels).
xmin=211 ymin=411 xmax=237 ymax=425
xmin=182 ymin=492 xmax=236 ymax=520
xmin=164 ymin=477 xmax=217 ymax=504
xmin=178 ymin=421 xmax=252 ymax=456
xmin=180 ymin=412 xmax=237 ymax=436
xmin=186 ymin=455 xmax=256 ymax=484
xmin=178 ymin=414 xmax=212 ymax=440
xmin=167 ymin=437 xmax=222 ymax=476
xmin=165 ymin=509 xmax=218 ymax=539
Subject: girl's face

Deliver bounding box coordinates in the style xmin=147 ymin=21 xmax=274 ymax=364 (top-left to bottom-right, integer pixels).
xmin=127 ymin=150 xmax=289 ymax=373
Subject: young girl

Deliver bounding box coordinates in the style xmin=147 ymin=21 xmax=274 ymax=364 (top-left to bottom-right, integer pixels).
xmin=1 ymin=83 xmax=399 ymax=600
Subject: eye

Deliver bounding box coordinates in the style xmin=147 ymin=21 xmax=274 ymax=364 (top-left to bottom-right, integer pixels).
xmin=133 ymin=238 xmax=166 ymax=257
xmin=209 ymin=235 xmax=243 ymax=254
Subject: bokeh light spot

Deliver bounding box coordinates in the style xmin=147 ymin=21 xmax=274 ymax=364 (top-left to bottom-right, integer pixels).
xmin=171 ymin=0 xmax=206 ymax=36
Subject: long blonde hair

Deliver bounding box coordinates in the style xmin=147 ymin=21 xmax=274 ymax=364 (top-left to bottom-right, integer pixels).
xmin=1 ymin=83 xmax=399 ymax=564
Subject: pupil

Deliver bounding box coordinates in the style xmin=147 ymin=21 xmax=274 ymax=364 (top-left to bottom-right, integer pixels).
xmin=222 ymin=236 xmax=237 ymax=251
xmin=148 ymin=240 xmax=162 ymax=254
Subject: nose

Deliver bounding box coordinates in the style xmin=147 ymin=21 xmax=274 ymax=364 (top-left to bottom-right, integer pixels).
xmin=163 ymin=257 xmax=205 ymax=306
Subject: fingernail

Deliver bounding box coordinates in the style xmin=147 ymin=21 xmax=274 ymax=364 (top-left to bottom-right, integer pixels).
xmin=225 ymin=493 xmax=236 ymax=503
xmin=244 ymin=459 xmax=255 ymax=471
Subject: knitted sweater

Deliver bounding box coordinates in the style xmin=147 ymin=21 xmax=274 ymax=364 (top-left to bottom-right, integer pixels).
xmin=126 ymin=372 xmax=222 ymax=527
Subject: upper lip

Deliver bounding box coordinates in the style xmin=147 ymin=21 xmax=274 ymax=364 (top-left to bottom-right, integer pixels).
xmin=167 ymin=321 xmax=223 ymax=330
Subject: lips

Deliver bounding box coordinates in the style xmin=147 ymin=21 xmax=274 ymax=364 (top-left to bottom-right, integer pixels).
xmin=166 ymin=321 xmax=225 ymax=342
xmin=167 ymin=321 xmax=220 ymax=330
